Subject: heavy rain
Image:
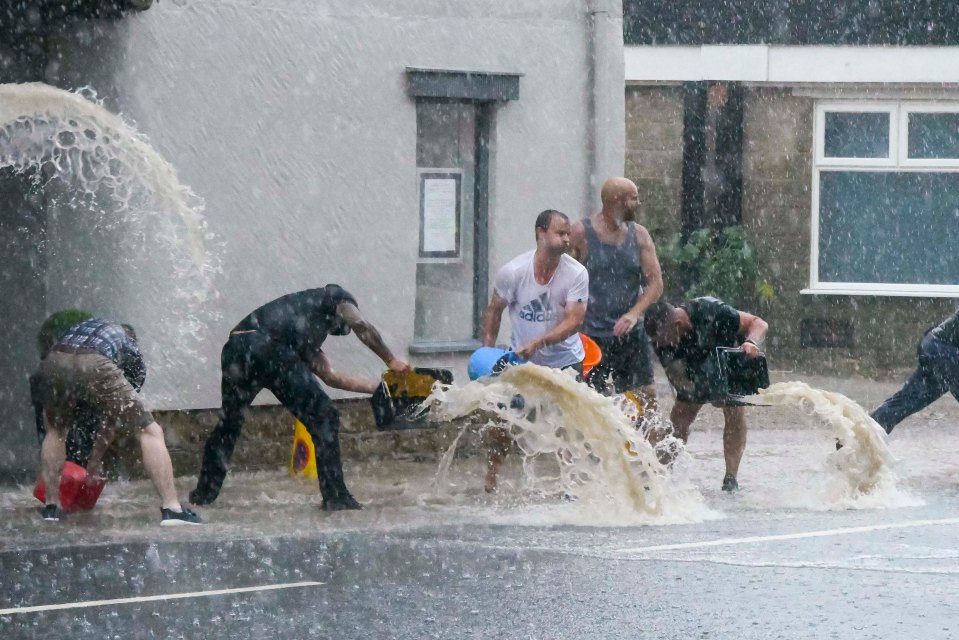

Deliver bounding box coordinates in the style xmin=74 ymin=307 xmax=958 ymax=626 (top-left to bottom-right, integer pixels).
xmin=2 ymin=1 xmax=959 ymax=638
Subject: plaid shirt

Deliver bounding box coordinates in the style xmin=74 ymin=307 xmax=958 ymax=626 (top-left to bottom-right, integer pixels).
xmin=56 ymin=318 xmax=147 ymax=391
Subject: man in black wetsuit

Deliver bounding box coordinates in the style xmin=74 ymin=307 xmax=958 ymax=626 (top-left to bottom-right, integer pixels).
xmin=870 ymin=309 xmax=959 ymax=434
xmin=190 ymin=284 xmax=412 ymax=511
xmin=644 ymin=297 xmax=768 ymax=491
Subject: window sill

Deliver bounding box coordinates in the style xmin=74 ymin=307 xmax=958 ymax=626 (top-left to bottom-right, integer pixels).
xmin=801 ymin=287 xmax=959 ymax=298
xmin=409 ymin=339 xmax=483 ymax=355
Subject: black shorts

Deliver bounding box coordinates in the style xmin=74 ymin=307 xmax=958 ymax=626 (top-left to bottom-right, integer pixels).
xmin=674 ymin=390 xmax=740 ymax=408
xmin=587 ymin=331 xmax=655 ymax=393
xmin=669 ymin=365 xmax=736 ymax=408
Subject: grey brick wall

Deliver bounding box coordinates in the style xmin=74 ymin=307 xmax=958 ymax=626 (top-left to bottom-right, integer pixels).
xmin=625 ymin=84 xmax=956 ymax=378
xmin=624 ymin=85 xmax=684 ymax=237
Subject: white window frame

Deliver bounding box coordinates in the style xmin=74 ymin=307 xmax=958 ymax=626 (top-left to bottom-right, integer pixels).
xmin=806 ymin=100 xmax=959 ymax=298
xmin=815 ymin=102 xmax=897 ymax=167
xmin=898 ymin=103 xmax=959 ymax=168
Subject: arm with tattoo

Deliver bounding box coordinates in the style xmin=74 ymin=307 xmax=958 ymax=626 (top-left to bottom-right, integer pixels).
xmin=337 ymin=302 xmax=411 ymax=373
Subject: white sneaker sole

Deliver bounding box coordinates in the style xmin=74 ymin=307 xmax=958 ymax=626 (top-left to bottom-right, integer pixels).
xmin=160 ymin=519 xmax=203 ymax=527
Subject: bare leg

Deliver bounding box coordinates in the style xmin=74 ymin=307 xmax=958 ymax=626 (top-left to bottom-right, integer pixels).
xmin=40 ymin=419 xmax=67 ymax=507
xmin=721 ymin=406 xmax=748 ymax=480
xmin=136 ymin=422 xmax=180 ymax=510
xmin=483 ymin=426 xmax=513 ymax=493
xmin=633 ymin=384 xmax=658 ymax=427
xmin=669 ymin=400 xmax=702 ymax=443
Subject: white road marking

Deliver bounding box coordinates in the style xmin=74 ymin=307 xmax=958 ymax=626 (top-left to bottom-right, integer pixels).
xmin=0 ymin=580 xmax=324 ymax=616
xmin=616 ymin=517 xmax=959 ymax=554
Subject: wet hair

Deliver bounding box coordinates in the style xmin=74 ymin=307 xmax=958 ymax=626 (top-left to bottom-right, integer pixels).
xmin=323 ymin=284 xmax=357 ymax=336
xmin=643 ymin=302 xmax=674 ymax=337
xmin=323 ymin=283 xmax=358 ymax=309
xmin=534 ymin=209 xmax=569 ymax=237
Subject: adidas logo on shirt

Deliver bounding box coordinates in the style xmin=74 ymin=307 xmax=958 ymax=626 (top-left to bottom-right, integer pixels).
xmin=519 ymin=293 xmax=555 ymax=322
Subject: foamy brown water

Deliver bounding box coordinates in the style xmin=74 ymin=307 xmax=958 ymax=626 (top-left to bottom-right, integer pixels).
xmin=427 ymin=364 xmax=710 ymax=525
xmin=754 ymin=381 xmax=915 ymax=510
xmin=0 ymin=83 xmax=211 ymax=273
xmin=427 ymin=372 xmax=915 ymax=519
xmin=1 ymin=375 xmax=941 ymax=547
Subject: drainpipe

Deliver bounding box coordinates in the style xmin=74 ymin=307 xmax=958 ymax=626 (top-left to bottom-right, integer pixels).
xmin=585 ymin=0 xmax=625 ymax=209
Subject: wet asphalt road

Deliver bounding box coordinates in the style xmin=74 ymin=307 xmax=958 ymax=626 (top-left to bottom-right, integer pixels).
xmin=3 ymin=497 xmax=959 ymax=640
xmin=4 ymin=377 xmax=959 ymax=640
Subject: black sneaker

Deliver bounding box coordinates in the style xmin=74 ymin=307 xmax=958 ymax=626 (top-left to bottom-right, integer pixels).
xmin=320 ymin=495 xmax=364 ymax=511
xmin=41 ymin=504 xmax=64 ymax=522
xmin=160 ymin=506 xmax=203 ymax=526
xmin=721 ymin=473 xmax=739 ymax=492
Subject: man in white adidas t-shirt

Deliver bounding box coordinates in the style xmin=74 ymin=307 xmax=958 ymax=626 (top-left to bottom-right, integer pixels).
xmin=479 ymin=209 xmax=589 ymax=491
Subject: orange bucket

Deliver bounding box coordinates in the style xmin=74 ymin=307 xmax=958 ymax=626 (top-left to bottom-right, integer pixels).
xmin=579 ymin=333 xmax=602 ymax=376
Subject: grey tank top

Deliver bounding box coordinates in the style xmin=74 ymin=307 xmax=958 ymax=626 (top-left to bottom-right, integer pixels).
xmin=582 ymin=218 xmax=645 ymax=337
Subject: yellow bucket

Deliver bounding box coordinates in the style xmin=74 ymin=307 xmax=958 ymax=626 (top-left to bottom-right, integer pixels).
xmin=623 ymin=391 xmax=647 ymax=457
xmin=382 ymin=369 xmax=443 ymax=398
xmin=289 ymin=420 xmax=318 ymax=479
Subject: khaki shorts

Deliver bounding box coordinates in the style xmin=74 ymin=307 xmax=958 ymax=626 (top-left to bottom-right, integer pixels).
xmin=38 ymin=351 xmax=154 ymax=433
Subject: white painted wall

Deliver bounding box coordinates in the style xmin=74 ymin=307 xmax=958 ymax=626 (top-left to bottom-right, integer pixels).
xmin=40 ymin=0 xmax=619 ymax=412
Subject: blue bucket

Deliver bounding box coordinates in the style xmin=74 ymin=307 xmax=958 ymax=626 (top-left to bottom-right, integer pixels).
xmin=467 ymin=347 xmax=524 ymax=380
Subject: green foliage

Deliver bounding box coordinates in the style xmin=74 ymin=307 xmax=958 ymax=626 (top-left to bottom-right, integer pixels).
xmin=36 ymin=309 xmax=93 ymax=357
xmin=657 ymin=226 xmax=773 ymax=309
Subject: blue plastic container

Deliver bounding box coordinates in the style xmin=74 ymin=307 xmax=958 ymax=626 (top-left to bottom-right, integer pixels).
xmin=467 ymin=347 xmax=524 ymax=380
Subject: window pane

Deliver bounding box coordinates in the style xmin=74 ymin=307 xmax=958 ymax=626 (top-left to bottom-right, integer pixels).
xmin=414 ymin=102 xmax=477 ymax=342
xmin=907 ymin=112 xmax=959 ymax=159
xmin=818 ymin=171 xmax=959 ymax=285
xmin=823 ymin=112 xmax=889 ymax=158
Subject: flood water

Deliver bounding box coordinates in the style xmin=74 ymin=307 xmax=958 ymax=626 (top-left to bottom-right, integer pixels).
xmin=3 ymin=372 xmax=959 ymax=638
xmin=2 ymin=371 xmax=956 ymax=543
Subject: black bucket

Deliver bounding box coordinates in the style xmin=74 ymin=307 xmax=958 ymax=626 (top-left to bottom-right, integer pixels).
xmin=370 ymin=367 xmax=454 ymax=431
xmin=714 ymin=347 xmax=770 ymax=405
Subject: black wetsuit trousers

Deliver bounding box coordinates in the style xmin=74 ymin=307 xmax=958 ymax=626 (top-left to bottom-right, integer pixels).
xmin=871 ymin=333 xmax=959 ymax=433
xmin=192 ymin=332 xmax=352 ymax=504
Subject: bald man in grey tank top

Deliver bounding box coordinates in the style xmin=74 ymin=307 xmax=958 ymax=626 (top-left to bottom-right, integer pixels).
xmin=570 ymin=177 xmax=664 ymax=413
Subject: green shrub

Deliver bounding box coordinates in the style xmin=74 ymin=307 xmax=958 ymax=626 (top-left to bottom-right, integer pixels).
xmin=657 ymin=226 xmax=773 ymax=309
xmin=36 ymin=309 xmax=93 ymax=357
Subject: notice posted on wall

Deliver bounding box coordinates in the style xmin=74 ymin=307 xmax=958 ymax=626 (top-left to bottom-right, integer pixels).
xmin=419 ymin=170 xmax=461 ymax=260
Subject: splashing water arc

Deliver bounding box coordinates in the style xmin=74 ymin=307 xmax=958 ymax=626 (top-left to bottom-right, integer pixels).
xmin=428 ymin=363 xmax=704 ymax=521
xmin=757 ymin=381 xmax=900 ymax=503
xmin=0 ymin=82 xmax=210 ymax=276
xmin=0 ymin=82 xmax=220 ymax=403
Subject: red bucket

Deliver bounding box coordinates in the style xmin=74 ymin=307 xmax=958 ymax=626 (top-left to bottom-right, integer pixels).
xmin=33 ymin=461 xmax=105 ymax=512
